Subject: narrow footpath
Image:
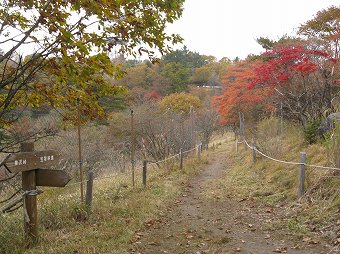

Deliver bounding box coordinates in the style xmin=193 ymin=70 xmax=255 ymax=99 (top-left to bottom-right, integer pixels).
xmin=129 ymin=151 xmax=335 ymax=254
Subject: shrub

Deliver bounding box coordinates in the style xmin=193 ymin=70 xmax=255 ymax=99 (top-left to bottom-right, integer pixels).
xmin=304 ymin=120 xmax=321 ymax=144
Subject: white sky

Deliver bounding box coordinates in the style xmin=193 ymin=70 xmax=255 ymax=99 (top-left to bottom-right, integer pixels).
xmin=166 ymin=0 xmax=339 ymax=60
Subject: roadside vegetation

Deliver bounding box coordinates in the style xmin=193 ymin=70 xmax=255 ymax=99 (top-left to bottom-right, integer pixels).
xmin=0 ymin=150 xmax=209 ymax=254
xmin=208 ymin=118 xmax=339 ymax=246
xmin=0 ymin=3 xmax=339 ymax=254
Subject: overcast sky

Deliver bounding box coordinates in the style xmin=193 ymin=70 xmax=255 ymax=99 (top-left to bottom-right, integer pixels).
xmin=166 ymin=0 xmax=339 ymax=60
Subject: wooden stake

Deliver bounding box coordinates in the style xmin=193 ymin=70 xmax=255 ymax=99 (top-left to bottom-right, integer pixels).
xmin=143 ymin=160 xmax=147 ymax=187
xmin=298 ymin=152 xmax=306 ymax=199
xmin=21 ymin=142 xmax=37 ymax=244
xmin=85 ymin=170 xmax=94 ymax=209
xmin=131 ymin=109 xmax=135 ymax=187
xmin=77 ymin=98 xmax=84 ymax=202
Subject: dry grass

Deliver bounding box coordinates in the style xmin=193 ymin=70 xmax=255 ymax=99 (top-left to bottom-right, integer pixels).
xmin=208 ymin=119 xmax=339 ymax=243
xmin=0 ymin=149 xmax=207 ymax=254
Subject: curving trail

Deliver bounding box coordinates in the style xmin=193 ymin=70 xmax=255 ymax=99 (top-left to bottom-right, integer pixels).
xmin=129 ymin=151 xmax=334 ymax=254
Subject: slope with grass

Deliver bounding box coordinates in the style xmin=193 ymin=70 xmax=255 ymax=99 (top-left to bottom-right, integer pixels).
xmin=0 ymin=153 xmax=207 ymax=254
xmin=0 ymin=124 xmax=338 ymax=253
xmin=129 ymin=132 xmax=339 ymax=254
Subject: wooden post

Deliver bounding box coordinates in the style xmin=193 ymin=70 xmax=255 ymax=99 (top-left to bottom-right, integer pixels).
xmin=179 ymin=148 xmax=183 ymax=170
xmin=131 ymin=109 xmax=135 ymax=187
xmin=252 ymin=139 xmax=256 ymax=164
xmin=298 ymin=152 xmax=306 ymax=198
xmin=77 ymin=98 xmax=84 ymax=202
xmin=85 ymin=170 xmax=94 ymax=209
xmin=21 ymin=142 xmax=38 ymax=244
xmin=235 ymin=139 xmax=239 ymax=153
xmin=143 ymin=160 xmax=147 ymax=187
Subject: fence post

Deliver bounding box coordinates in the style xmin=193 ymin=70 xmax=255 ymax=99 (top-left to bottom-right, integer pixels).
xmin=130 ymin=109 xmax=135 ymax=187
xmin=252 ymin=138 xmax=256 ymax=164
xmin=235 ymin=139 xmax=239 ymax=153
xmin=143 ymin=160 xmax=147 ymax=187
xmin=85 ymin=170 xmax=94 ymax=209
xmin=298 ymin=152 xmax=306 ymax=199
xmin=179 ymin=148 xmax=183 ymax=170
xmin=21 ymin=142 xmax=38 ymax=244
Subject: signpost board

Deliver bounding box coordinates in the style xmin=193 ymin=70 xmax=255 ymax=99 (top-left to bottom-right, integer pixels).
xmin=0 ymin=142 xmax=69 ymax=246
xmin=35 ymin=169 xmax=70 ymax=187
xmin=2 ymin=150 xmax=60 ymax=173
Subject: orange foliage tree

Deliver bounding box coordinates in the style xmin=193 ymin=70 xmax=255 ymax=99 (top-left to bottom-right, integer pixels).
xmin=213 ymin=59 xmax=275 ymax=126
xmin=249 ymin=44 xmax=337 ymax=127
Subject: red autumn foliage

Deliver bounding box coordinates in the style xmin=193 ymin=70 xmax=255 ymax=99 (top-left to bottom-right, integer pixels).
xmin=214 ymin=44 xmax=336 ymax=127
xmin=249 ymin=45 xmax=330 ymax=89
xmin=213 ymin=60 xmax=274 ymax=125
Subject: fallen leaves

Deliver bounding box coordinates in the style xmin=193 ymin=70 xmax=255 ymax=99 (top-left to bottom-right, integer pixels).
xmin=302 ymin=237 xmax=319 ymax=245
xmin=273 ymin=246 xmax=287 ymax=253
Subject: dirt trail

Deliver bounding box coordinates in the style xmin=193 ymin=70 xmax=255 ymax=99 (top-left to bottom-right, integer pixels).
xmin=129 ymin=151 xmax=335 ymax=254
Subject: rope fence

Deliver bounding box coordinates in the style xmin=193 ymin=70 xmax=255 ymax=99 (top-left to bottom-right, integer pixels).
xmin=242 ymin=138 xmax=340 ymax=171
xmin=236 ymin=126 xmax=339 ymax=199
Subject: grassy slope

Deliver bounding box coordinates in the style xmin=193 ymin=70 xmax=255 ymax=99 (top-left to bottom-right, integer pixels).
xmin=209 ymin=119 xmax=339 ymax=245
xmin=0 ymin=126 xmax=338 ymax=253
xmin=0 ymin=154 xmax=209 ymax=254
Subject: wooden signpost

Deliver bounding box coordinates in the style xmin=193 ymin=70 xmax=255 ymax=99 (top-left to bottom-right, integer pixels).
xmin=1 ymin=142 xmax=69 ymax=245
xmin=2 ymin=150 xmax=60 ymax=173
xmin=35 ymin=169 xmax=70 ymax=187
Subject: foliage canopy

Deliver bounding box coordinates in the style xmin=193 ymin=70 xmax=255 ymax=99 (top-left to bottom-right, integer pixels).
xmin=0 ymin=0 xmax=185 ymax=123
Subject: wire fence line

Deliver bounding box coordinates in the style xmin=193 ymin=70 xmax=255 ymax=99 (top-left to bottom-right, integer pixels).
xmin=0 ymin=135 xmax=236 ymax=215
xmin=68 ymin=144 xmax=201 ymax=185
xmin=0 ymin=142 xmax=203 ymax=215
xmin=148 ymin=154 xmax=179 ymax=166
xmin=0 ymin=111 xmax=206 ymax=212
xmin=242 ymin=138 xmax=340 ymax=171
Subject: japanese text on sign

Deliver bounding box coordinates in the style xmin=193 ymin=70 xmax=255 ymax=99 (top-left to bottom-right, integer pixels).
xmin=14 ymin=159 xmax=27 ymax=166
xmin=40 ymin=155 xmax=54 ymax=163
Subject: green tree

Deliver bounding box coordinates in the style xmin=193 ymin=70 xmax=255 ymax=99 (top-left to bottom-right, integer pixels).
xmin=161 ymin=62 xmax=191 ymax=93
xmin=0 ymin=0 xmax=185 ymax=124
xmin=256 ymin=37 xmax=275 ymax=50
xmin=298 ymin=6 xmax=340 ymax=58
xmin=163 ymin=46 xmax=209 ymax=69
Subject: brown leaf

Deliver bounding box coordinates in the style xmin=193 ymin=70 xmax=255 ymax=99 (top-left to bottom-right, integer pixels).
xmin=273 ymin=246 xmax=287 ymax=253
